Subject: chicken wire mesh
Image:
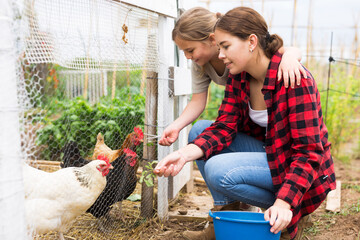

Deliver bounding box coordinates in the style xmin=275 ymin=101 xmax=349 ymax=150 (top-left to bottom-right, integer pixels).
xmin=23 ymin=0 xmax=159 ymax=71
xmin=11 ymin=0 xmax=175 ymax=239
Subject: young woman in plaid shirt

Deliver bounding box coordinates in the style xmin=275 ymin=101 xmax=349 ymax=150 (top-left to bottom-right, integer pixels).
xmin=154 ymin=6 xmax=336 ymax=240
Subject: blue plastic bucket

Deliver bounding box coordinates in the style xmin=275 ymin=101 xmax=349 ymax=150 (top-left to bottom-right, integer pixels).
xmin=209 ymin=211 xmax=281 ymax=240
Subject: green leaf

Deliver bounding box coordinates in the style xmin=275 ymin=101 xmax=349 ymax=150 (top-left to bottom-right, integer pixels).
xmin=139 ymin=175 xmax=144 ymax=183
xmin=144 ymin=177 xmax=154 ymax=187
xmin=126 ymin=193 xmax=141 ymax=202
xmin=34 ymin=86 xmax=145 ymax=161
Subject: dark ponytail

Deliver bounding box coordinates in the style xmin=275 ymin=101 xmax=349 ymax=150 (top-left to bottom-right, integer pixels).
xmin=263 ymin=33 xmax=283 ymax=59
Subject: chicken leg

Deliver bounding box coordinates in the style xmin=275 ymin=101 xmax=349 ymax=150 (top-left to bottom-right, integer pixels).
xmin=59 ymin=232 xmax=65 ymax=240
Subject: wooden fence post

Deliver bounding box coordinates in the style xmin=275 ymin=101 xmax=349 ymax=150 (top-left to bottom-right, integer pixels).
xmin=140 ymin=71 xmax=158 ymax=218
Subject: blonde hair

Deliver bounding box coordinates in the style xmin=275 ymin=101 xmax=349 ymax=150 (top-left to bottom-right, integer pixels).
xmin=172 ymin=7 xmax=220 ymax=42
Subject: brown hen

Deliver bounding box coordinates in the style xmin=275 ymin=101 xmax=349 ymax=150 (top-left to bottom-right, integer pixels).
xmin=92 ymin=127 xmax=143 ymax=163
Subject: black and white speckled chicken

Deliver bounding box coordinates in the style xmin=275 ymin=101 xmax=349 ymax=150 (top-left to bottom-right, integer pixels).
xmin=23 ymin=156 xmax=113 ymax=239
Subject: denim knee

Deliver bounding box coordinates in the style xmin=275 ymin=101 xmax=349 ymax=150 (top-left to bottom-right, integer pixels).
xmin=203 ymin=157 xmax=226 ymax=192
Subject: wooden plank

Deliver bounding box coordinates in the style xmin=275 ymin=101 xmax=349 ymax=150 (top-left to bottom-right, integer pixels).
xmin=156 ymin=15 xmax=174 ymax=221
xmin=140 ymin=25 xmax=159 ymax=218
xmin=326 ymin=180 xmax=341 ymax=212
xmin=140 ymin=70 xmax=157 ymax=218
xmin=168 ymin=194 xmax=213 ymax=220
xmin=185 ymin=162 xmax=194 ymax=193
xmin=169 ymin=162 xmax=192 ymax=198
xmin=173 ymin=12 xmax=193 ymax=195
xmin=27 ymin=160 xmax=61 ymax=166
xmin=121 ymin=0 xmax=177 ymax=18
xmin=194 ymin=177 xmax=205 ymax=184
xmin=183 ymin=113 xmax=193 ymax=193
xmin=174 ymin=67 xmax=192 ymax=96
xmin=168 ymin=214 xmax=207 ymax=222
xmin=168 ymin=85 xmax=192 ymax=197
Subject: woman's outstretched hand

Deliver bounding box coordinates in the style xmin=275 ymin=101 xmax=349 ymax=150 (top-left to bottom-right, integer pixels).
xmin=153 ymin=151 xmax=187 ymax=177
xmin=264 ymin=199 xmax=293 ymax=234
xmin=154 ymin=144 xmax=203 ymax=177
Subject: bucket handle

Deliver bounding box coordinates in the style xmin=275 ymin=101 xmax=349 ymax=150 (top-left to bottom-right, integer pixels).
xmin=209 ymin=210 xmax=271 ymax=225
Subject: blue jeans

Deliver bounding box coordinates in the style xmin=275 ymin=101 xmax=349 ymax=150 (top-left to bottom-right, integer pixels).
xmin=188 ymin=120 xmax=276 ymax=208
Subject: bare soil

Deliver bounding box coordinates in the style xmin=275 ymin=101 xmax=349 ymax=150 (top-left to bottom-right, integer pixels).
xmin=137 ymin=157 xmax=360 ymax=240
xmin=306 ymin=158 xmax=360 ymax=240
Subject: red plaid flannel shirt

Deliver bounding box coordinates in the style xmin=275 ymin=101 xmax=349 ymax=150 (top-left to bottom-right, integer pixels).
xmin=192 ymin=51 xmax=336 ymax=239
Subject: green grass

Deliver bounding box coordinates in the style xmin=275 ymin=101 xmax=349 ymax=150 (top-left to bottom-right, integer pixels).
xmin=342 ymin=183 xmax=360 ymax=193
xmin=304 ymin=220 xmax=321 ymax=236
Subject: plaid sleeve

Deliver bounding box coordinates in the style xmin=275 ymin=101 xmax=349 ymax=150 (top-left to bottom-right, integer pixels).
xmin=276 ymin=72 xmax=325 ymax=208
xmin=191 ymin=77 xmax=241 ymax=159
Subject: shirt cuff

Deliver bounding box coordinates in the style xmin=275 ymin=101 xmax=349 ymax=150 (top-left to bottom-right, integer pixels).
xmin=190 ymin=138 xmax=211 ymax=160
xmin=276 ymin=182 xmax=303 ymax=209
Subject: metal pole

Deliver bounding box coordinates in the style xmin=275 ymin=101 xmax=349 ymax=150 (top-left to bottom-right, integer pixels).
xmin=291 ymin=0 xmax=297 ymax=46
xmin=306 ymin=0 xmax=313 ymax=65
xmin=325 ymin=32 xmax=335 ymax=124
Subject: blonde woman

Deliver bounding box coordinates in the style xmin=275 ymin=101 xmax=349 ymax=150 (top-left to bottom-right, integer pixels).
xmin=159 ymin=7 xmax=306 ymax=147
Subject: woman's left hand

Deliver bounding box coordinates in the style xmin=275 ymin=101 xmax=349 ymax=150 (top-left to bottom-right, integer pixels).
xmin=153 ymin=151 xmax=187 ymax=177
xmin=278 ymin=51 xmax=307 ymax=88
xmin=264 ymin=199 xmax=293 ymax=234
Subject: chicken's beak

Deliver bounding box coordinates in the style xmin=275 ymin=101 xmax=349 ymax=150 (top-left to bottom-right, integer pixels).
xmin=108 ymin=164 xmax=114 ymax=170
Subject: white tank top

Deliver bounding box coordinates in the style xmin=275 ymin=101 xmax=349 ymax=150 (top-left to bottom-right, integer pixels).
xmin=248 ymin=102 xmax=268 ymax=128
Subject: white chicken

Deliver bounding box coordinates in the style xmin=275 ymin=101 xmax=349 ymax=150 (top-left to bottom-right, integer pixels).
xmin=23 ymin=157 xmax=113 ymax=240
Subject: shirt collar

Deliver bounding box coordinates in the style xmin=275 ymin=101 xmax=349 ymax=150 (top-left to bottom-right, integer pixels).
xmin=229 ymin=50 xmax=282 ymax=90
xmin=263 ymin=51 xmax=283 ymax=91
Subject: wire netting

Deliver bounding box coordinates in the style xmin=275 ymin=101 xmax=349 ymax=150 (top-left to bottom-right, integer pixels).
xmin=23 ymin=0 xmax=159 ymax=70
xmin=15 ymin=0 xmax=168 ymax=239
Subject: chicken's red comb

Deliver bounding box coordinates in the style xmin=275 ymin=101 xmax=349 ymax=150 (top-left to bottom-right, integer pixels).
xmin=97 ymin=154 xmax=110 ymax=163
xmin=123 ymin=148 xmax=137 ymax=157
xmin=134 ymin=127 xmax=144 ymax=140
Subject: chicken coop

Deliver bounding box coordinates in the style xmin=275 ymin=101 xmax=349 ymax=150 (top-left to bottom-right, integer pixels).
xmin=0 ymin=0 xmax=193 ymax=239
